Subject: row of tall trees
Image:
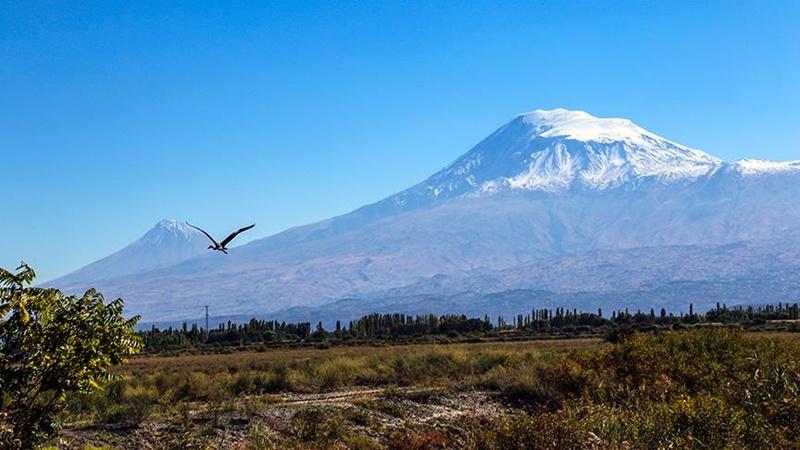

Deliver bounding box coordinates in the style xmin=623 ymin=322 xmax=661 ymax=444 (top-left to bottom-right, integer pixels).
xmin=140 ymin=313 xmax=495 ymax=349
xmin=142 ymin=318 xmax=316 ymax=349
xmin=139 ymin=301 xmax=800 ymax=351
xmin=706 ymin=302 xmax=800 ymax=322
xmin=348 ymin=313 xmax=493 ymax=336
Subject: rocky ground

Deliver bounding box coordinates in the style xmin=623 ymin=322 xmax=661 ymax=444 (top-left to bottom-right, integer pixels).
xmin=57 ymin=387 xmax=513 ymax=449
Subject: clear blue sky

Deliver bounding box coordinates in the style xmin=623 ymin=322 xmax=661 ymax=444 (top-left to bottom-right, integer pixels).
xmin=2 ymin=0 xmax=799 ymax=281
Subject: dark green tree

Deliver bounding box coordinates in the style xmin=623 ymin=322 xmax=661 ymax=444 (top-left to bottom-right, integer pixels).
xmin=0 ymin=263 xmax=142 ymax=448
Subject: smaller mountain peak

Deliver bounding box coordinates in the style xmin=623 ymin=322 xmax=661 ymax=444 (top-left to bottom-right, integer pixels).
xmin=146 ymin=219 xmax=198 ymax=241
xmin=50 ymin=218 xmax=209 ymax=286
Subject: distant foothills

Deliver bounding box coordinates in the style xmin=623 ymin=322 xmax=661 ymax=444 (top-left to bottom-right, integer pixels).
xmin=49 ymin=109 xmax=800 ymax=325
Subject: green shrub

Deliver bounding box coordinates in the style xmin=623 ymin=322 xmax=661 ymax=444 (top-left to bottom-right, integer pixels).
xmin=230 ymin=372 xmax=256 ymax=395
xmin=0 ymin=264 xmax=141 ymax=447
xmin=172 ymin=371 xmax=225 ymax=401
xmin=94 ymin=384 xmax=156 ymax=425
xmin=292 ymin=407 xmax=347 ymax=444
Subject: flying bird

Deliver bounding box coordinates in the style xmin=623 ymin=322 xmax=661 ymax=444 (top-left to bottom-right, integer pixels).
xmin=187 ymin=222 xmax=255 ymax=254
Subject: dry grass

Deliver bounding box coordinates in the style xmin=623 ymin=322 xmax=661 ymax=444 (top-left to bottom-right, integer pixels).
xmin=58 ymin=331 xmax=800 ymax=448
xmin=123 ymin=337 xmax=602 ymax=373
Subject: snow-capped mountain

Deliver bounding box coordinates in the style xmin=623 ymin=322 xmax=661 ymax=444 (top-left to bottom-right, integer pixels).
xmin=384 ymin=109 xmax=720 ymax=208
xmin=49 ymin=109 xmax=800 ymax=322
xmin=50 ymin=219 xmax=210 ymax=286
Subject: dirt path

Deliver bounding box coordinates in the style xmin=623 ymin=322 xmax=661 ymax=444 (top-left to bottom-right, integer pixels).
xmin=59 ymin=387 xmax=509 ymax=449
xmin=275 ymin=386 xmax=436 ymax=405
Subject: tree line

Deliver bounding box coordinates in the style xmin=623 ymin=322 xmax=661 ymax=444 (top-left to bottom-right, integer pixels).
xmin=139 ymin=301 xmax=800 ymax=351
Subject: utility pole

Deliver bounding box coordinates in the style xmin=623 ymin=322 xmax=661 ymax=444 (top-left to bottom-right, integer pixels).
xmin=204 ymin=305 xmax=209 ymax=340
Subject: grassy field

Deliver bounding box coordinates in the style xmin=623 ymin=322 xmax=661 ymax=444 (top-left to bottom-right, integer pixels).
xmin=56 ymin=331 xmax=800 ymax=449
xmin=124 ymin=337 xmax=601 ymax=373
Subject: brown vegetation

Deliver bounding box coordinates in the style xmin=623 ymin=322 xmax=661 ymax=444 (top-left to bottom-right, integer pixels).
xmin=57 ymin=331 xmax=800 ymax=449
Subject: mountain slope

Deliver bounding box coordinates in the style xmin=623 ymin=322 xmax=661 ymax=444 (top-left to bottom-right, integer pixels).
xmin=50 ymin=110 xmax=800 ymax=321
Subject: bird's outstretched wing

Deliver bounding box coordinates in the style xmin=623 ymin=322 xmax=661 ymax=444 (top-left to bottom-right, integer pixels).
xmin=220 ymin=224 xmax=255 ymax=247
xmin=187 ymin=222 xmax=219 ymax=246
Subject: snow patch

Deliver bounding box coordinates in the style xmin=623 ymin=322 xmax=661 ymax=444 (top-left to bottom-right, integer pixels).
xmin=730 ymin=159 xmax=800 ymax=175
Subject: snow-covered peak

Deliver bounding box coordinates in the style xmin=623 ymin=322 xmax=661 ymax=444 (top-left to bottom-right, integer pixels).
xmin=520 ymin=108 xmax=640 ymax=142
xmin=520 ymin=109 xmax=698 ymax=150
xmin=139 ymin=219 xmax=199 ymax=246
xmin=399 ymin=109 xmax=722 ymax=200
xmin=519 ymin=109 xmax=594 ymax=133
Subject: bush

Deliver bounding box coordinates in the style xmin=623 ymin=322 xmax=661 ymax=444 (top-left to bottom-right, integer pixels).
xmin=253 ymin=366 xmax=292 ymax=393
xmin=231 ymin=372 xmax=256 ymax=395
xmin=292 ymin=407 xmax=347 ymax=444
xmin=604 ymin=325 xmax=635 ymax=343
xmin=0 ymin=264 xmax=141 ymax=447
xmin=173 ymin=371 xmax=224 ymax=401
